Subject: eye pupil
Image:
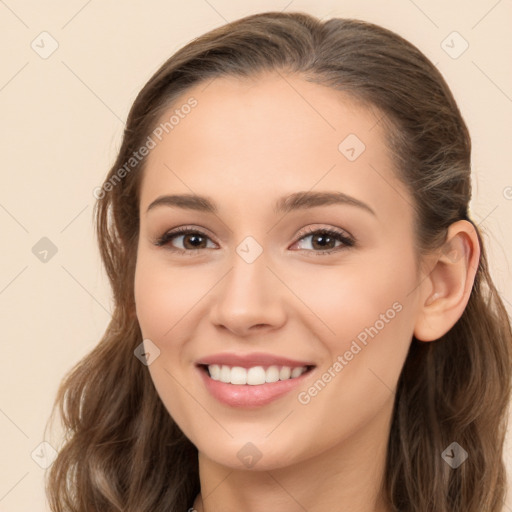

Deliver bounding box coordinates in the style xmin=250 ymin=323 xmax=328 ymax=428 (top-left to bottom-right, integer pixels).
xmin=156 ymin=226 xmax=353 ymax=255
xmin=184 ymin=234 xmax=206 ymax=249
xmin=312 ymin=233 xmax=335 ymax=250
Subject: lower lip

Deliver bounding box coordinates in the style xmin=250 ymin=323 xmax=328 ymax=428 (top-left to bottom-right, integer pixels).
xmin=197 ymin=366 xmax=314 ymax=408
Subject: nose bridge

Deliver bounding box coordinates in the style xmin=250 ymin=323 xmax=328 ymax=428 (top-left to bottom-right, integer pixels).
xmin=223 ymin=239 xmax=273 ymax=308
xmin=208 ymin=236 xmax=286 ymax=334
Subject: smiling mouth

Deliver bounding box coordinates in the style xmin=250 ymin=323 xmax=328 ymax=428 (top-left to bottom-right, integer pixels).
xmin=199 ymin=364 xmax=315 ymax=386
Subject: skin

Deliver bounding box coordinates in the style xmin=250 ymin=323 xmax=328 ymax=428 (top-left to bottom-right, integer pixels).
xmin=133 ymin=72 xmax=480 ymax=512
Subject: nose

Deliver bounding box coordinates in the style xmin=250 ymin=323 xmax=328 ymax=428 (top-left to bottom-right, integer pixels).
xmin=208 ymin=250 xmax=287 ymax=338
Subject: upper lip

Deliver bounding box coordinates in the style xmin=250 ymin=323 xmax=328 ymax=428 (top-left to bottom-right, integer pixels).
xmin=196 ymin=352 xmax=315 ymax=369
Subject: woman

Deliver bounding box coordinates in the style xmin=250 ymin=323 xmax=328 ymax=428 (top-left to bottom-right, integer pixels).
xmin=45 ymin=11 xmax=512 ymax=512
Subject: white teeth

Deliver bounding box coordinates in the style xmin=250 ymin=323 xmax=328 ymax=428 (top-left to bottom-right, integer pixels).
xmin=230 ymin=367 xmax=247 ymax=385
xmin=209 ymin=364 xmax=221 ymax=380
xmin=207 ymin=364 xmax=309 ymax=385
xmin=266 ymin=365 xmax=280 ymax=383
xmin=220 ymin=365 xmax=230 ymax=383
xmin=247 ymin=366 xmax=266 ymax=385
xmin=279 ymin=366 xmax=291 ymax=380
xmin=291 ymin=367 xmax=304 ymax=378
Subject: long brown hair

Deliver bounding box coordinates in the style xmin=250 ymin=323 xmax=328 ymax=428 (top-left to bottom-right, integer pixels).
xmin=45 ymin=11 xmax=512 ymax=511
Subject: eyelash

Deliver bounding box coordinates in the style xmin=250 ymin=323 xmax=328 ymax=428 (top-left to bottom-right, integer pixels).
xmin=153 ymin=225 xmax=356 ymax=256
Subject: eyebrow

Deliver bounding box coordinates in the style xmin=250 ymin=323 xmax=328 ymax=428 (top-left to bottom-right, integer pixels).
xmin=146 ymin=191 xmax=376 ymax=216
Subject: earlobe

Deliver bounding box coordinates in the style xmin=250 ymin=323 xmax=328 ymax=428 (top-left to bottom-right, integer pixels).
xmin=413 ymin=220 xmax=480 ymax=342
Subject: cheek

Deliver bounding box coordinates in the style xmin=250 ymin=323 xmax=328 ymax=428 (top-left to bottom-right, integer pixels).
xmin=292 ymin=250 xmax=417 ymax=415
xmin=133 ymin=252 xmax=204 ymax=432
xmin=285 ymin=251 xmax=417 ymax=352
xmin=134 ymin=251 xmax=203 ymax=340
xmin=288 ymin=250 xmax=417 ymax=409
xmin=132 ymin=242 xmax=419 ymax=461
xmin=134 ymin=241 xmax=418 ymax=363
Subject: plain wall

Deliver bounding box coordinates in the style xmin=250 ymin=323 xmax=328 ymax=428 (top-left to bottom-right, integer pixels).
xmin=0 ymin=0 xmax=511 ymax=510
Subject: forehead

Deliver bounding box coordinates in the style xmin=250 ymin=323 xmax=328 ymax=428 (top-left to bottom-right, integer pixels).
xmin=154 ymin=72 xmax=381 ymax=159
xmin=139 ymin=72 xmax=410 ymax=223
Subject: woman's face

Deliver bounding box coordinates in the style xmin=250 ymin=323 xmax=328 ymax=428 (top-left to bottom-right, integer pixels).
xmin=134 ymin=72 xmax=422 ymax=470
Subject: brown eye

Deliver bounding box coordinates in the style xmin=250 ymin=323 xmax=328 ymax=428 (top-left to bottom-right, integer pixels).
xmin=292 ymin=227 xmax=355 ymax=255
xmin=154 ymin=225 xmax=355 ymax=256
xmin=179 ymin=232 xmax=208 ymax=250
xmin=154 ymin=227 xmax=216 ymax=253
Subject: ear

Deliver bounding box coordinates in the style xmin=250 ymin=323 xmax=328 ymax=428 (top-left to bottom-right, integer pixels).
xmin=414 ymin=220 xmax=481 ymax=342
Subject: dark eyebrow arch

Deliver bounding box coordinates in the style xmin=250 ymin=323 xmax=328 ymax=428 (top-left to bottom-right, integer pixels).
xmin=146 ymin=191 xmax=376 ymax=216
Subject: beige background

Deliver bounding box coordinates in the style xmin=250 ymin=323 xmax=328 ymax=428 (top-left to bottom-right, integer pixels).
xmin=0 ymin=1 xmax=511 ymax=510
